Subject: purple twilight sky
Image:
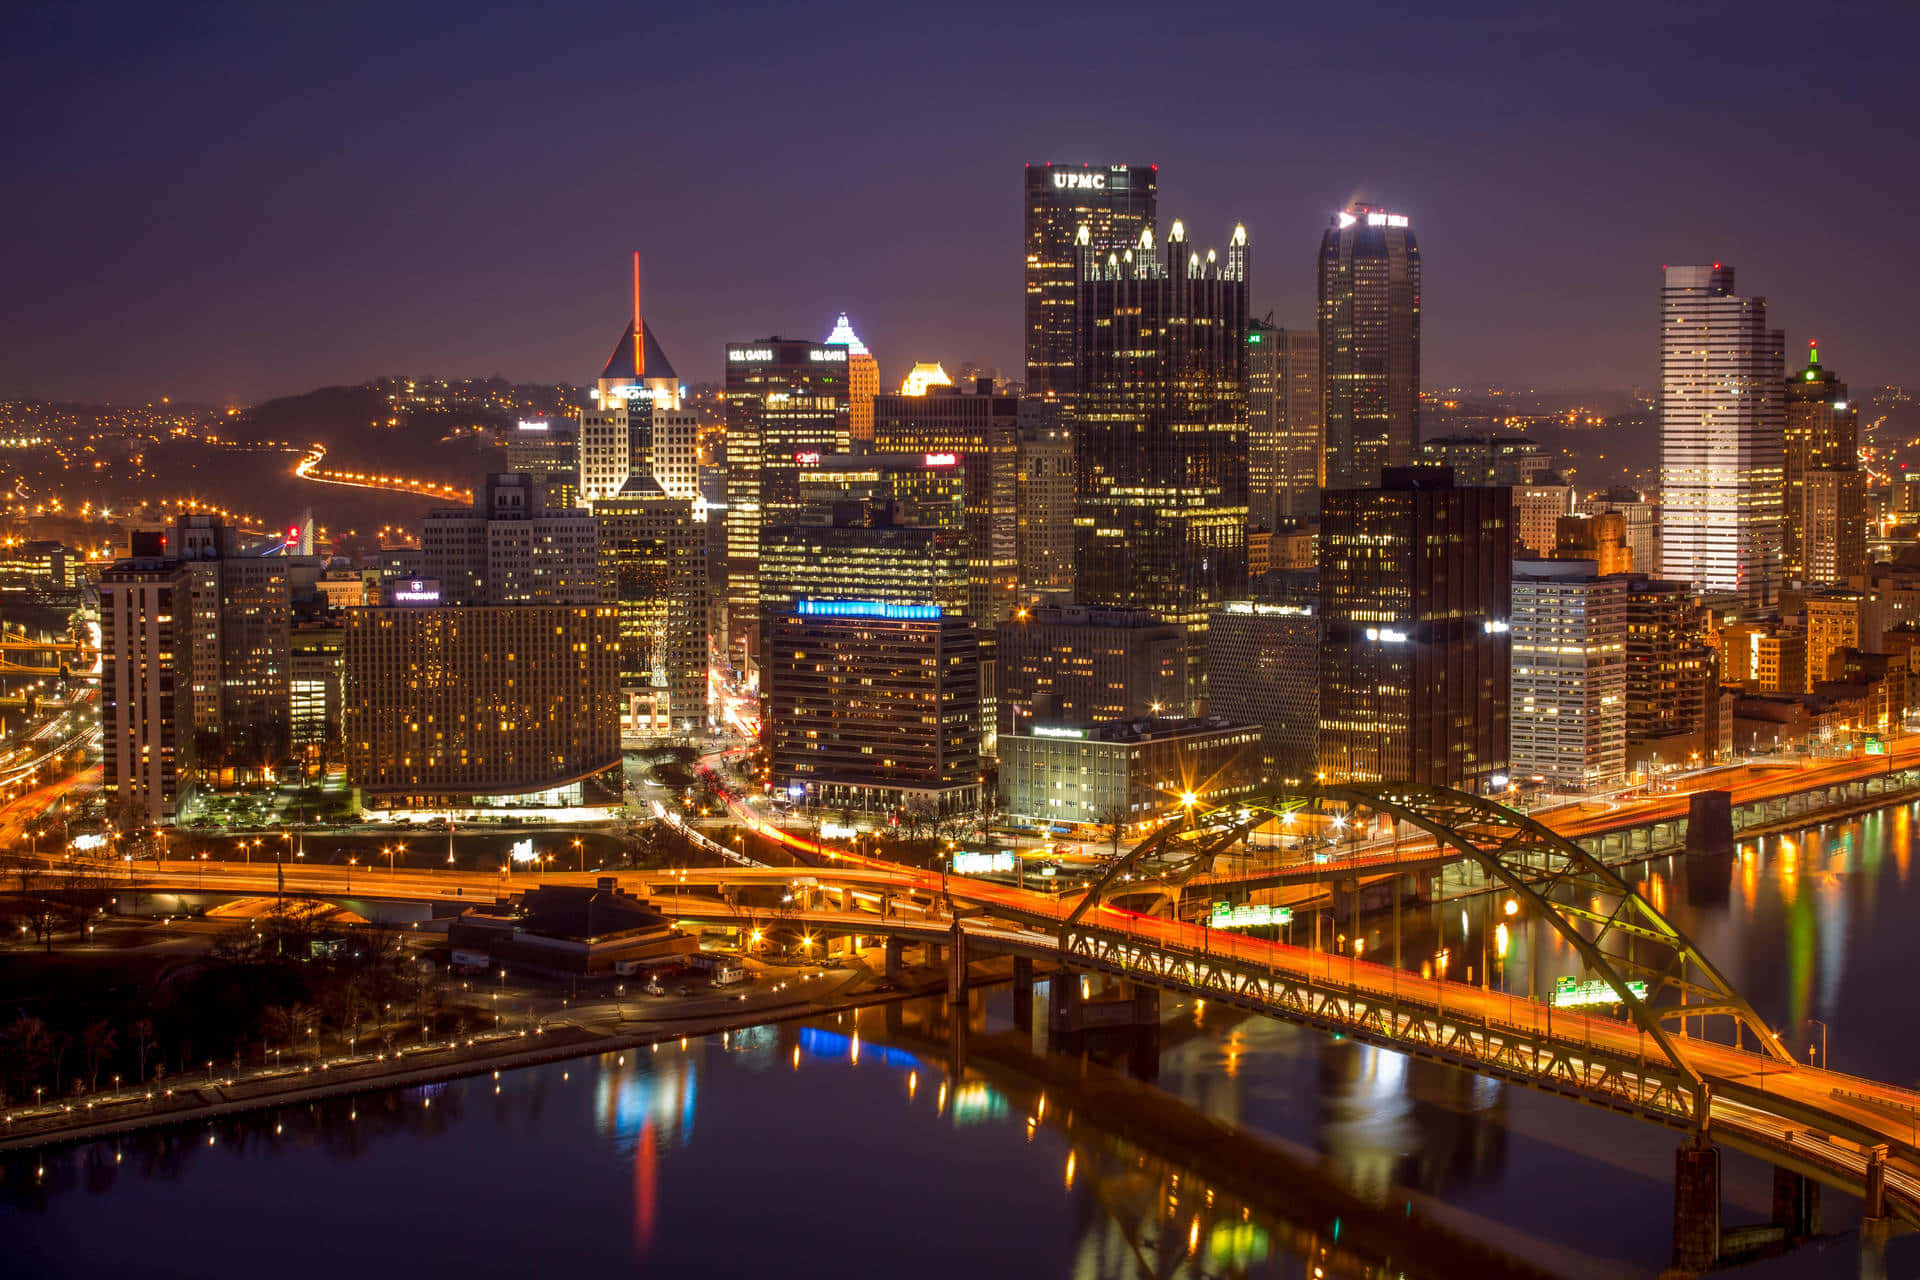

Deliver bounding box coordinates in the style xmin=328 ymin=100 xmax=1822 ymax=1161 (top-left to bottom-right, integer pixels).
xmin=3 ymin=0 xmax=1917 ymax=404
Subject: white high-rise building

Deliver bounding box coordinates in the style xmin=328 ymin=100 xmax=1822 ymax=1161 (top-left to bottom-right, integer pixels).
xmin=580 ymin=254 xmax=700 ymax=511
xmin=1510 ymin=560 xmax=1627 ymax=792
xmin=1657 ymin=265 xmax=1784 ymax=607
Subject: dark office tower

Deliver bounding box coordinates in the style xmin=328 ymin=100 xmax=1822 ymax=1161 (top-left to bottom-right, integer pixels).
xmin=1320 ymin=206 xmax=1421 ymax=489
xmin=1208 ymin=600 xmax=1320 ymax=784
xmin=722 ymin=339 xmax=850 ymax=661
xmin=1784 ymin=341 xmax=1865 ymax=584
xmin=1247 ymin=321 xmax=1322 ymax=530
xmin=1317 ymin=468 xmax=1510 ymax=792
xmin=1075 ymin=219 xmax=1251 ymax=702
xmin=1023 ymin=162 xmax=1157 ymax=399
xmin=872 ymin=380 xmax=1027 ymax=624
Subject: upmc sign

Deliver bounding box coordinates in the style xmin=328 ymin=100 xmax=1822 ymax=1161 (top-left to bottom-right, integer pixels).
xmin=1053 ymin=171 xmax=1106 ymax=190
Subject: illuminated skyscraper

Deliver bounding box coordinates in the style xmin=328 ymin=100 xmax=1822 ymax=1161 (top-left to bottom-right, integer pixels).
xmin=580 ymin=254 xmax=697 ymax=508
xmin=595 ymin=479 xmax=707 ymax=740
xmin=1784 ymin=341 xmax=1864 ymax=584
xmin=1657 ymin=265 xmax=1785 ymax=607
xmin=1074 ymin=219 xmax=1250 ymax=701
xmin=1016 ymin=415 xmax=1073 ymax=595
xmin=825 ymin=312 xmax=879 ymax=442
xmin=1024 ymin=162 xmax=1157 ymax=399
xmin=1319 ymin=206 xmax=1420 ymax=488
xmin=1246 ymin=321 xmax=1321 ymax=529
xmin=873 ymin=381 xmax=1025 ymax=624
xmin=1509 ymin=560 xmax=1627 ymax=792
xmin=722 ymin=339 xmax=850 ymax=660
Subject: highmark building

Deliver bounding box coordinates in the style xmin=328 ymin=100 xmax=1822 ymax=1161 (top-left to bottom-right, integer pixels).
xmin=764 ymin=600 xmax=980 ymax=819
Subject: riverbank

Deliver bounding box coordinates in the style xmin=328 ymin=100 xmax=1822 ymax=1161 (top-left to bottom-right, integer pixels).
xmin=0 ymin=955 xmax=1033 ymax=1154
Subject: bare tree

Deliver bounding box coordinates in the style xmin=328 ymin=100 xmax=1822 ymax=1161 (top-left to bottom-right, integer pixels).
xmin=130 ymin=1017 xmax=156 ymax=1085
xmin=1096 ymin=802 xmax=1133 ymax=863
xmin=81 ymin=1019 xmax=117 ymax=1092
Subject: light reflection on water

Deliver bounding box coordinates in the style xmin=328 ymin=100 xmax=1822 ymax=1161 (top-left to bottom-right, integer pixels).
xmin=6 ymin=801 xmax=1920 ymax=1277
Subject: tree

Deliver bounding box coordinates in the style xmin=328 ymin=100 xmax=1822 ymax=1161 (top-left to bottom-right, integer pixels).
xmin=0 ymin=1014 xmax=53 ymax=1103
xmin=81 ymin=1019 xmax=117 ymax=1092
xmin=130 ymin=1017 xmax=156 ymax=1085
xmin=1096 ymin=802 xmax=1133 ymax=863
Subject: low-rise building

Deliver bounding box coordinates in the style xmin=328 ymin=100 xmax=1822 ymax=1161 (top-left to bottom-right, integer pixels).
xmin=448 ymin=881 xmax=698 ymax=976
xmin=999 ymin=716 xmax=1260 ymax=828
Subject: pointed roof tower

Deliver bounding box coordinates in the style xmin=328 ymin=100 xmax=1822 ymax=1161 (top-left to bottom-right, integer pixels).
xmin=596 ymin=252 xmax=680 ymax=405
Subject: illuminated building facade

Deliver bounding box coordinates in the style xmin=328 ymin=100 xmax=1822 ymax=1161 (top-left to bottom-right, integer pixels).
xmin=1784 ymin=342 xmax=1864 ymax=584
xmin=872 ymin=382 xmax=1026 ymax=624
xmin=1577 ymin=487 xmax=1658 ymax=577
xmin=344 ymin=603 xmax=621 ymax=813
xmin=171 ymin=515 xmax=291 ymax=777
xmin=580 ymin=257 xmax=694 ymax=508
xmin=1074 ymin=219 xmax=1250 ymax=700
xmin=1658 ymin=265 xmax=1785 ymax=607
xmin=1246 ymin=321 xmax=1321 ymax=530
xmin=1623 ymin=576 xmax=1725 ymax=768
xmin=1509 ymin=561 xmax=1627 ymax=792
xmin=1417 ymin=435 xmax=1548 ymax=488
xmin=765 ymin=602 xmax=980 ymax=817
xmin=1024 ymin=162 xmax=1156 ymax=399
xmin=723 ymin=338 xmax=850 ymax=658
xmin=595 ymin=479 xmax=708 ymax=739
xmin=101 ymin=556 xmax=185 ymax=821
xmin=1320 ymin=206 xmax=1421 ymax=488
xmin=1512 ymin=479 xmax=1574 ymax=556
xmin=825 ymin=313 xmax=879 ymax=442
xmin=1000 ymin=716 xmax=1260 ymax=827
xmin=289 ymin=623 xmax=343 ymax=753
xmin=994 ymin=605 xmax=1187 ymax=743
xmin=1317 ymin=469 xmax=1511 ymax=791
xmin=1015 ymin=416 xmax=1073 ymax=595
xmin=418 ymin=473 xmax=598 ymax=606
xmin=1553 ymin=513 xmax=1633 ymax=574
xmin=504 ymin=420 xmax=581 ymax=510
xmin=1206 ymin=600 xmax=1320 ymax=784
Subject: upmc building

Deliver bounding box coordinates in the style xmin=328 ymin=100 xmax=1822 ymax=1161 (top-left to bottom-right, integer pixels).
xmin=1023 ymin=163 xmax=1157 ymax=400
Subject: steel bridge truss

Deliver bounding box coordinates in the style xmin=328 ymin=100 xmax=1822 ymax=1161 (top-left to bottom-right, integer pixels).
xmin=1061 ymin=920 xmax=1703 ymax=1127
xmin=1072 ymin=782 xmax=1794 ymax=1092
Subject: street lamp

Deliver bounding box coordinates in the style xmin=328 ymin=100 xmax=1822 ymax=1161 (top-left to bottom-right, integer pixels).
xmin=1809 ymin=1018 xmax=1829 ymax=1067
xmin=573 ymin=837 xmax=584 ymax=873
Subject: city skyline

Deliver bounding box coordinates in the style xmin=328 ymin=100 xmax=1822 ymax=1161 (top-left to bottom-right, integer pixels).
xmin=5 ymin=2 xmax=1919 ymax=403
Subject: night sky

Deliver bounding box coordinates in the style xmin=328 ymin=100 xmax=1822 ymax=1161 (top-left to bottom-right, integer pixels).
xmin=5 ymin=1 xmax=1916 ymax=404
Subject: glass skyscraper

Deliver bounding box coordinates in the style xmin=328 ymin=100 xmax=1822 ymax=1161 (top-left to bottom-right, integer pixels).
xmin=1657 ymin=265 xmax=1784 ymax=607
xmin=1024 ymin=163 xmax=1156 ymax=399
xmin=1073 ymin=219 xmax=1249 ymax=703
xmin=1319 ymin=206 xmax=1420 ymax=489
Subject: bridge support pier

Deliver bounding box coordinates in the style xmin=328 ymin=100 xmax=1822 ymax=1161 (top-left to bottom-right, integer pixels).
xmin=1769 ymin=1166 xmax=1821 ymax=1240
xmin=945 ymin=923 xmax=967 ymax=1005
xmin=1012 ymin=956 xmax=1034 ymax=1030
xmin=1863 ymin=1143 xmax=1889 ymax=1222
xmin=1687 ymin=790 xmax=1733 ymax=856
xmin=884 ymin=937 xmax=905 ymax=985
xmin=1672 ymin=1139 xmax=1721 ymax=1273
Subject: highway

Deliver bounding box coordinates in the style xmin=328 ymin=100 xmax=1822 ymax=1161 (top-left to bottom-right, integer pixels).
xmin=105 ymin=842 xmax=1920 ymax=1223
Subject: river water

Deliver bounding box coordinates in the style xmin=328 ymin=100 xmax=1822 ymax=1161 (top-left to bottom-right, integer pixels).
xmin=6 ymin=804 xmax=1919 ymax=1278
